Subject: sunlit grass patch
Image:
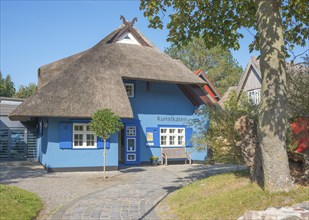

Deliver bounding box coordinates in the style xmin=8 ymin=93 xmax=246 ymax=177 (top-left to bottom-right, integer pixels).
xmin=0 ymin=184 xmax=42 ymax=220
xmin=167 ymin=171 xmax=309 ymax=219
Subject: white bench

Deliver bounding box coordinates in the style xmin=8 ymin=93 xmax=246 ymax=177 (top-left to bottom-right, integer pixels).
xmin=161 ymin=147 xmax=192 ymax=165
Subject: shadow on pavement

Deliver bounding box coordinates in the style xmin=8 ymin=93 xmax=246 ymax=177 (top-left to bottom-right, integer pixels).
xmin=0 ymin=160 xmax=47 ymax=184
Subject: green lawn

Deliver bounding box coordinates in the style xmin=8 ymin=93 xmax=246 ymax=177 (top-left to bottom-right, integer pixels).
xmin=166 ymin=171 xmax=309 ymax=220
xmin=0 ymin=184 xmax=43 ymax=220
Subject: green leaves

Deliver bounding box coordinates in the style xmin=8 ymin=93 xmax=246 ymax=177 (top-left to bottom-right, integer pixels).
xmin=141 ymin=0 xmax=308 ymax=55
xmin=164 ymin=38 xmax=242 ymax=94
xmin=195 ymin=91 xmax=258 ymax=164
xmin=89 ymin=109 xmax=123 ymax=141
xmin=0 ymin=72 xmax=15 ymax=97
xmin=14 ymin=83 xmax=37 ymax=98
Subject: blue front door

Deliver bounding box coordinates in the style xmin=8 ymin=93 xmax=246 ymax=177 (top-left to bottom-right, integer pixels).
xmin=124 ymin=123 xmax=139 ymax=165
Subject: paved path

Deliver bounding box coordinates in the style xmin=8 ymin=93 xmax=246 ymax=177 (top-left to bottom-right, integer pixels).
xmin=0 ymin=161 xmax=246 ymax=219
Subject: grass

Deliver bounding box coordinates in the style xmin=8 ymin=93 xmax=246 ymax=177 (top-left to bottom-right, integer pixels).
xmin=0 ymin=184 xmax=43 ymax=220
xmin=166 ymin=171 xmax=309 ymax=220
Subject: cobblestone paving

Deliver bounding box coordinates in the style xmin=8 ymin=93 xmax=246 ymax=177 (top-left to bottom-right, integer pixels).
xmin=0 ymin=161 xmax=246 ymax=219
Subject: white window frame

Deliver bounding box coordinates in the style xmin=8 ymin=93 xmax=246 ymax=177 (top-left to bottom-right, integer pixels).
xmin=124 ymin=83 xmax=134 ymax=98
xmin=116 ymin=32 xmax=141 ymax=45
xmin=127 ymin=138 xmax=136 ymax=152
xmin=73 ymin=123 xmax=97 ymax=149
xmin=160 ymin=127 xmax=185 ymax=147
xmin=126 ymin=126 xmax=136 ymax=136
xmin=247 ymin=89 xmax=261 ymax=105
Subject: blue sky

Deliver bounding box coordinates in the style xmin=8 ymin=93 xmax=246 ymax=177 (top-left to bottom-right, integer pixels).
xmin=0 ymin=1 xmax=307 ymax=88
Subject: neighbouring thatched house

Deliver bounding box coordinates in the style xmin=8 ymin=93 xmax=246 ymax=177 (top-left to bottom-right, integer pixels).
xmin=218 ymin=57 xmax=262 ymax=108
xmin=220 ymin=56 xmax=309 ymax=153
xmin=9 ymin=18 xmax=210 ymax=171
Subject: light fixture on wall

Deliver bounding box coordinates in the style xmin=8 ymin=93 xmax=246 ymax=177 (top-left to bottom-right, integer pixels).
xmin=44 ymin=119 xmax=48 ymax=128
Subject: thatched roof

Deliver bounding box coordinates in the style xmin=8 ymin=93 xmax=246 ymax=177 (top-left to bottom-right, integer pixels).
xmin=10 ymin=21 xmax=205 ymax=121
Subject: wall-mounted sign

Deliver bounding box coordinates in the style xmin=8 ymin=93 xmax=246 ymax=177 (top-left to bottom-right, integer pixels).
xmin=157 ymin=116 xmax=188 ymax=122
xmin=147 ymin=132 xmax=153 ymax=142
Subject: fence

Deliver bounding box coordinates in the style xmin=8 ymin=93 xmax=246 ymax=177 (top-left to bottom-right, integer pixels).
xmin=0 ymin=128 xmax=37 ymax=160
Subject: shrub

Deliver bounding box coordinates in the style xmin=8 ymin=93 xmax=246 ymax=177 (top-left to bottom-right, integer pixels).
xmin=193 ymin=91 xmax=258 ymax=164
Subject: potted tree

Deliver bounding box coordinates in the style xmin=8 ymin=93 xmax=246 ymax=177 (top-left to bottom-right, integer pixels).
xmin=90 ymin=109 xmax=123 ymax=178
xmin=150 ymin=156 xmax=159 ymax=166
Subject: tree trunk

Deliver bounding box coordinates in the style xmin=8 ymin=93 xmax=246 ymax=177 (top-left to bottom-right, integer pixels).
xmin=234 ymin=115 xmax=263 ymax=186
xmin=256 ymin=0 xmax=293 ymax=191
xmin=103 ymin=139 xmax=107 ymax=179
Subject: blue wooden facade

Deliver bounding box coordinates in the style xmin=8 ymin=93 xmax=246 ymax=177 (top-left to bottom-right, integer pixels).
xmin=37 ymin=80 xmax=207 ymax=171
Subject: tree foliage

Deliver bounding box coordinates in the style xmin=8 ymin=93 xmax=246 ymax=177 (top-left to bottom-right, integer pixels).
xmin=286 ymin=55 xmax=309 ymax=118
xmin=89 ymin=109 xmax=123 ymax=178
xmin=165 ymin=38 xmax=242 ymax=94
xmin=90 ymin=109 xmax=123 ymax=141
xmin=140 ymin=0 xmax=308 ymax=191
xmin=194 ymin=91 xmax=258 ymax=164
xmin=14 ymin=83 xmax=37 ymax=98
xmin=140 ymin=0 xmax=308 ymax=54
xmin=0 ymin=72 xmax=37 ymax=98
xmin=0 ymin=72 xmax=15 ymax=97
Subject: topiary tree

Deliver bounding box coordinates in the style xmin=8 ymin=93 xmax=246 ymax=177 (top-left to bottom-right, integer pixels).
xmin=89 ymin=109 xmax=123 ymax=178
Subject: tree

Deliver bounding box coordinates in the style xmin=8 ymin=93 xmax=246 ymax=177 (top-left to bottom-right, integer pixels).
xmin=286 ymin=55 xmax=309 ymax=118
xmin=0 ymin=72 xmax=15 ymax=97
xmin=165 ymin=38 xmax=242 ymax=94
xmin=89 ymin=109 xmax=123 ymax=178
xmin=194 ymin=91 xmax=257 ymax=165
xmin=140 ymin=0 xmax=308 ymax=191
xmin=0 ymin=72 xmax=5 ymax=96
xmin=14 ymin=83 xmax=38 ymax=98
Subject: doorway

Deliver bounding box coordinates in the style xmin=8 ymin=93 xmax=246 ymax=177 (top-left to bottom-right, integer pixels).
xmin=119 ymin=120 xmax=140 ymax=165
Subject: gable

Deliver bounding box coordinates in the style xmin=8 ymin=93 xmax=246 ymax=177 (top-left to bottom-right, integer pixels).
xmin=243 ymin=67 xmax=262 ymax=91
xmin=236 ymin=57 xmax=261 ymax=99
xmin=116 ymin=31 xmax=141 ymax=45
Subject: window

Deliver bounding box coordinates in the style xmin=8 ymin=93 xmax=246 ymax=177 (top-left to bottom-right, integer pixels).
xmin=126 ymin=126 xmax=136 ymax=136
xmin=247 ymin=89 xmax=261 ymax=105
xmin=73 ymin=124 xmax=97 ymax=148
xmin=160 ymin=127 xmax=185 ymax=147
xmin=124 ymin=83 xmax=134 ymax=98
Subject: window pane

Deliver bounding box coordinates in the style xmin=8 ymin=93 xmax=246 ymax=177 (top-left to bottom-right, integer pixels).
xmin=74 ymin=134 xmax=83 ymax=146
xmin=178 ymin=129 xmax=184 ymax=134
xmin=170 ymin=129 xmax=175 ymax=134
xmin=86 ymin=134 xmax=95 ymax=146
xmin=160 ymin=136 xmax=167 ymax=145
xmin=74 ymin=125 xmax=83 ymax=131
xmin=86 ymin=126 xmax=91 ymax=131
xmin=161 ymin=129 xmax=167 ymax=134
xmin=169 ymin=136 xmax=175 ymax=145
xmin=178 ymin=136 xmax=184 ymax=145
